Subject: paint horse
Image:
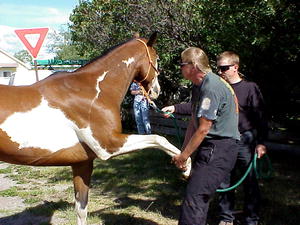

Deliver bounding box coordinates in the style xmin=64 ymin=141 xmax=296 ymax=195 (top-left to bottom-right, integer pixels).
xmin=0 ymin=33 xmax=191 ymax=225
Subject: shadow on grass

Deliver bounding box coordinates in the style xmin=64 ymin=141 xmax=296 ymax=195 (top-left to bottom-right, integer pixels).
xmin=0 ymin=200 xmax=71 ymax=225
xmin=47 ymin=147 xmax=300 ymax=225
xmin=207 ymin=151 xmax=300 ymax=225
xmin=91 ymin=150 xmax=186 ymax=219
xmin=93 ymin=211 xmax=159 ymax=225
xmin=89 ymin=195 xmax=178 ymax=224
xmin=115 ymin=195 xmax=181 ymax=217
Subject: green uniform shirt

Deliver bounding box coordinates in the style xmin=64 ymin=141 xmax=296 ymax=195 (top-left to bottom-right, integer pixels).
xmin=192 ymin=72 xmax=240 ymax=140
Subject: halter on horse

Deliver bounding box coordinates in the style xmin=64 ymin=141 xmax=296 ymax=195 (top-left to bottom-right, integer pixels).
xmin=0 ymin=33 xmax=191 ymax=225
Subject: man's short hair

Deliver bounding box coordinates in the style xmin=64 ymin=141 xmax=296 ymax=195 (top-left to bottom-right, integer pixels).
xmin=217 ymin=51 xmax=240 ymax=65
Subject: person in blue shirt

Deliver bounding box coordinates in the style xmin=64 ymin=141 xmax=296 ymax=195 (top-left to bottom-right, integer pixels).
xmin=130 ymin=81 xmax=151 ymax=134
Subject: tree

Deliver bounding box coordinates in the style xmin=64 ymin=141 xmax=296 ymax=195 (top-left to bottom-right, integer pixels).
xmin=47 ymin=27 xmax=87 ymax=60
xmin=68 ymin=0 xmax=299 ymax=113
xmin=14 ymin=50 xmax=32 ymax=63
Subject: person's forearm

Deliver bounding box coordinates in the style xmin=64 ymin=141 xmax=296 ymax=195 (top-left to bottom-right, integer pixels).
xmin=131 ymin=90 xmax=141 ymax=95
xmin=174 ymin=102 xmax=192 ymax=114
xmin=182 ymin=120 xmax=211 ymax=158
xmin=182 ymin=133 xmax=205 ymax=158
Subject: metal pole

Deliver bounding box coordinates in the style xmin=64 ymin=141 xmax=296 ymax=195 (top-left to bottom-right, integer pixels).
xmin=34 ymin=59 xmax=39 ymax=82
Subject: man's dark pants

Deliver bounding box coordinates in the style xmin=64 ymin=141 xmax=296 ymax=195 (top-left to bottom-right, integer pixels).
xmin=178 ymin=138 xmax=239 ymax=225
xmin=218 ymin=131 xmax=261 ymax=225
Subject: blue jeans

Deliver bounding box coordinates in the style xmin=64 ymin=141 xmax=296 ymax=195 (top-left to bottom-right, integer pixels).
xmin=133 ymin=99 xmax=151 ymax=134
xmin=218 ymin=131 xmax=261 ymax=225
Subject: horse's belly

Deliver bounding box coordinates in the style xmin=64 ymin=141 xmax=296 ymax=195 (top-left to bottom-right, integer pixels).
xmin=0 ymin=99 xmax=79 ymax=152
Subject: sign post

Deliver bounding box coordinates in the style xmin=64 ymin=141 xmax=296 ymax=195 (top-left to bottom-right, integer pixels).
xmin=33 ymin=60 xmax=38 ymax=82
xmin=14 ymin=28 xmax=49 ymax=82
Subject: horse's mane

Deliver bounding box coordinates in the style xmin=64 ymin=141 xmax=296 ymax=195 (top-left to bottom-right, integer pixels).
xmin=40 ymin=37 xmax=139 ymax=80
xmin=36 ymin=71 xmax=72 ymax=83
xmin=76 ymin=38 xmax=137 ymax=71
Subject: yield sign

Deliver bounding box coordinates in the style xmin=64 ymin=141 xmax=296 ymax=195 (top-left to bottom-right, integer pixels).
xmin=15 ymin=28 xmax=49 ymax=58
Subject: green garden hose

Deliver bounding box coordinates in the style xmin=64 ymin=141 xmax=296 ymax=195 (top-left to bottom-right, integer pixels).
xmin=155 ymin=108 xmax=273 ymax=192
xmin=154 ymin=108 xmax=183 ymax=146
xmin=217 ymin=153 xmax=273 ymax=192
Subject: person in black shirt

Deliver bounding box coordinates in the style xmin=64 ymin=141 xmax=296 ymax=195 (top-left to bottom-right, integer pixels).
xmin=216 ymin=51 xmax=268 ymax=225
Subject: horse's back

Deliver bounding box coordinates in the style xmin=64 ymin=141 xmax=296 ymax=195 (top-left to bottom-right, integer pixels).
xmin=0 ymin=84 xmax=42 ymax=120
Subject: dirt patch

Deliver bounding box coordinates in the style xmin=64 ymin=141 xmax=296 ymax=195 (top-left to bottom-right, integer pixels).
xmin=0 ymin=164 xmax=25 ymax=214
xmin=0 ymin=173 xmax=17 ymax=191
xmin=0 ymin=162 xmax=70 ymax=225
xmin=0 ymin=196 xmax=25 ymax=211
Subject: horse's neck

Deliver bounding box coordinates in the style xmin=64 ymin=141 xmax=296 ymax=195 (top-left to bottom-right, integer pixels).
xmin=75 ymin=43 xmax=141 ymax=105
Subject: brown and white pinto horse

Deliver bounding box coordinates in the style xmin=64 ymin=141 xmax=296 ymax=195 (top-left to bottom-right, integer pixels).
xmin=0 ymin=33 xmax=191 ymax=225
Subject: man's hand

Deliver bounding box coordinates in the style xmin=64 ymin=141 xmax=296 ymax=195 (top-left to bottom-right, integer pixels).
xmin=172 ymin=153 xmax=188 ymax=171
xmin=131 ymin=90 xmax=142 ymax=95
xmin=161 ymin=105 xmax=175 ymax=118
xmin=256 ymin=144 xmax=267 ymax=158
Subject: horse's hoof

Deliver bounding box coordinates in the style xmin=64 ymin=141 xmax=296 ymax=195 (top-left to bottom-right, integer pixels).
xmin=182 ymin=157 xmax=192 ymax=179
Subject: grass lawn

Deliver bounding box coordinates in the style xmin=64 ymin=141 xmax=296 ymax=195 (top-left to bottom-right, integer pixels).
xmin=0 ymin=148 xmax=299 ymax=225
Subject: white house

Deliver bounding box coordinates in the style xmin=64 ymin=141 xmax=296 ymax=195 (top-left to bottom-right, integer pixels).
xmin=0 ymin=48 xmax=52 ymax=86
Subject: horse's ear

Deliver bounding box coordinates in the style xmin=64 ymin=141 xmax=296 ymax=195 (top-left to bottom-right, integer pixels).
xmin=147 ymin=32 xmax=158 ymax=47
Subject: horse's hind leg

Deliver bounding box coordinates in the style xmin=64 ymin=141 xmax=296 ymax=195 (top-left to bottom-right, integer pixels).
xmin=72 ymin=160 xmax=94 ymax=225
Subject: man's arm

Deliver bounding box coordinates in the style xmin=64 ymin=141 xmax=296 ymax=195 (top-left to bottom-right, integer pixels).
xmin=172 ymin=117 xmax=212 ymax=170
xmin=174 ymin=103 xmax=192 ymax=115
xmin=131 ymin=90 xmax=142 ymax=95
xmin=250 ymin=84 xmax=268 ymax=158
xmin=161 ymin=103 xmax=192 ymax=118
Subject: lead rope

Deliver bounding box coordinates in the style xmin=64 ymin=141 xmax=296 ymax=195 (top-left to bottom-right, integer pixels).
xmin=154 ymin=108 xmax=183 ymax=146
xmin=135 ymin=81 xmax=183 ymax=146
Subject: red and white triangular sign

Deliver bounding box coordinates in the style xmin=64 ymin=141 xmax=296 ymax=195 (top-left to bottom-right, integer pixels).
xmin=15 ymin=28 xmax=49 ymax=58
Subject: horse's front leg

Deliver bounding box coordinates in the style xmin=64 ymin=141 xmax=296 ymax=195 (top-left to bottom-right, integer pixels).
xmin=72 ymin=160 xmax=94 ymax=225
xmin=112 ymin=134 xmax=191 ymax=178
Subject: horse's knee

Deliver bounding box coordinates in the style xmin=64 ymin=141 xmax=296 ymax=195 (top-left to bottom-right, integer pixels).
xmin=154 ymin=134 xmax=168 ymax=144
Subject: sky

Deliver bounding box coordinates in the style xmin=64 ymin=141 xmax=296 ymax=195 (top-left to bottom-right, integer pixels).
xmin=0 ymin=0 xmax=80 ymax=59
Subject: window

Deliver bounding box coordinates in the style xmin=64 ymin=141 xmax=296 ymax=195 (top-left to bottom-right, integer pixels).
xmin=3 ymin=71 xmax=12 ymax=77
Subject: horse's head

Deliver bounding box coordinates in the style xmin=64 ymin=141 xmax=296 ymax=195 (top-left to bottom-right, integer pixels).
xmin=135 ymin=33 xmax=160 ymax=100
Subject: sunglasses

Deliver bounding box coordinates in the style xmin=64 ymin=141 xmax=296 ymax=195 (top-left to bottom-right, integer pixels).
xmin=217 ymin=64 xmax=234 ymax=72
xmin=180 ymin=62 xmax=192 ymax=67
